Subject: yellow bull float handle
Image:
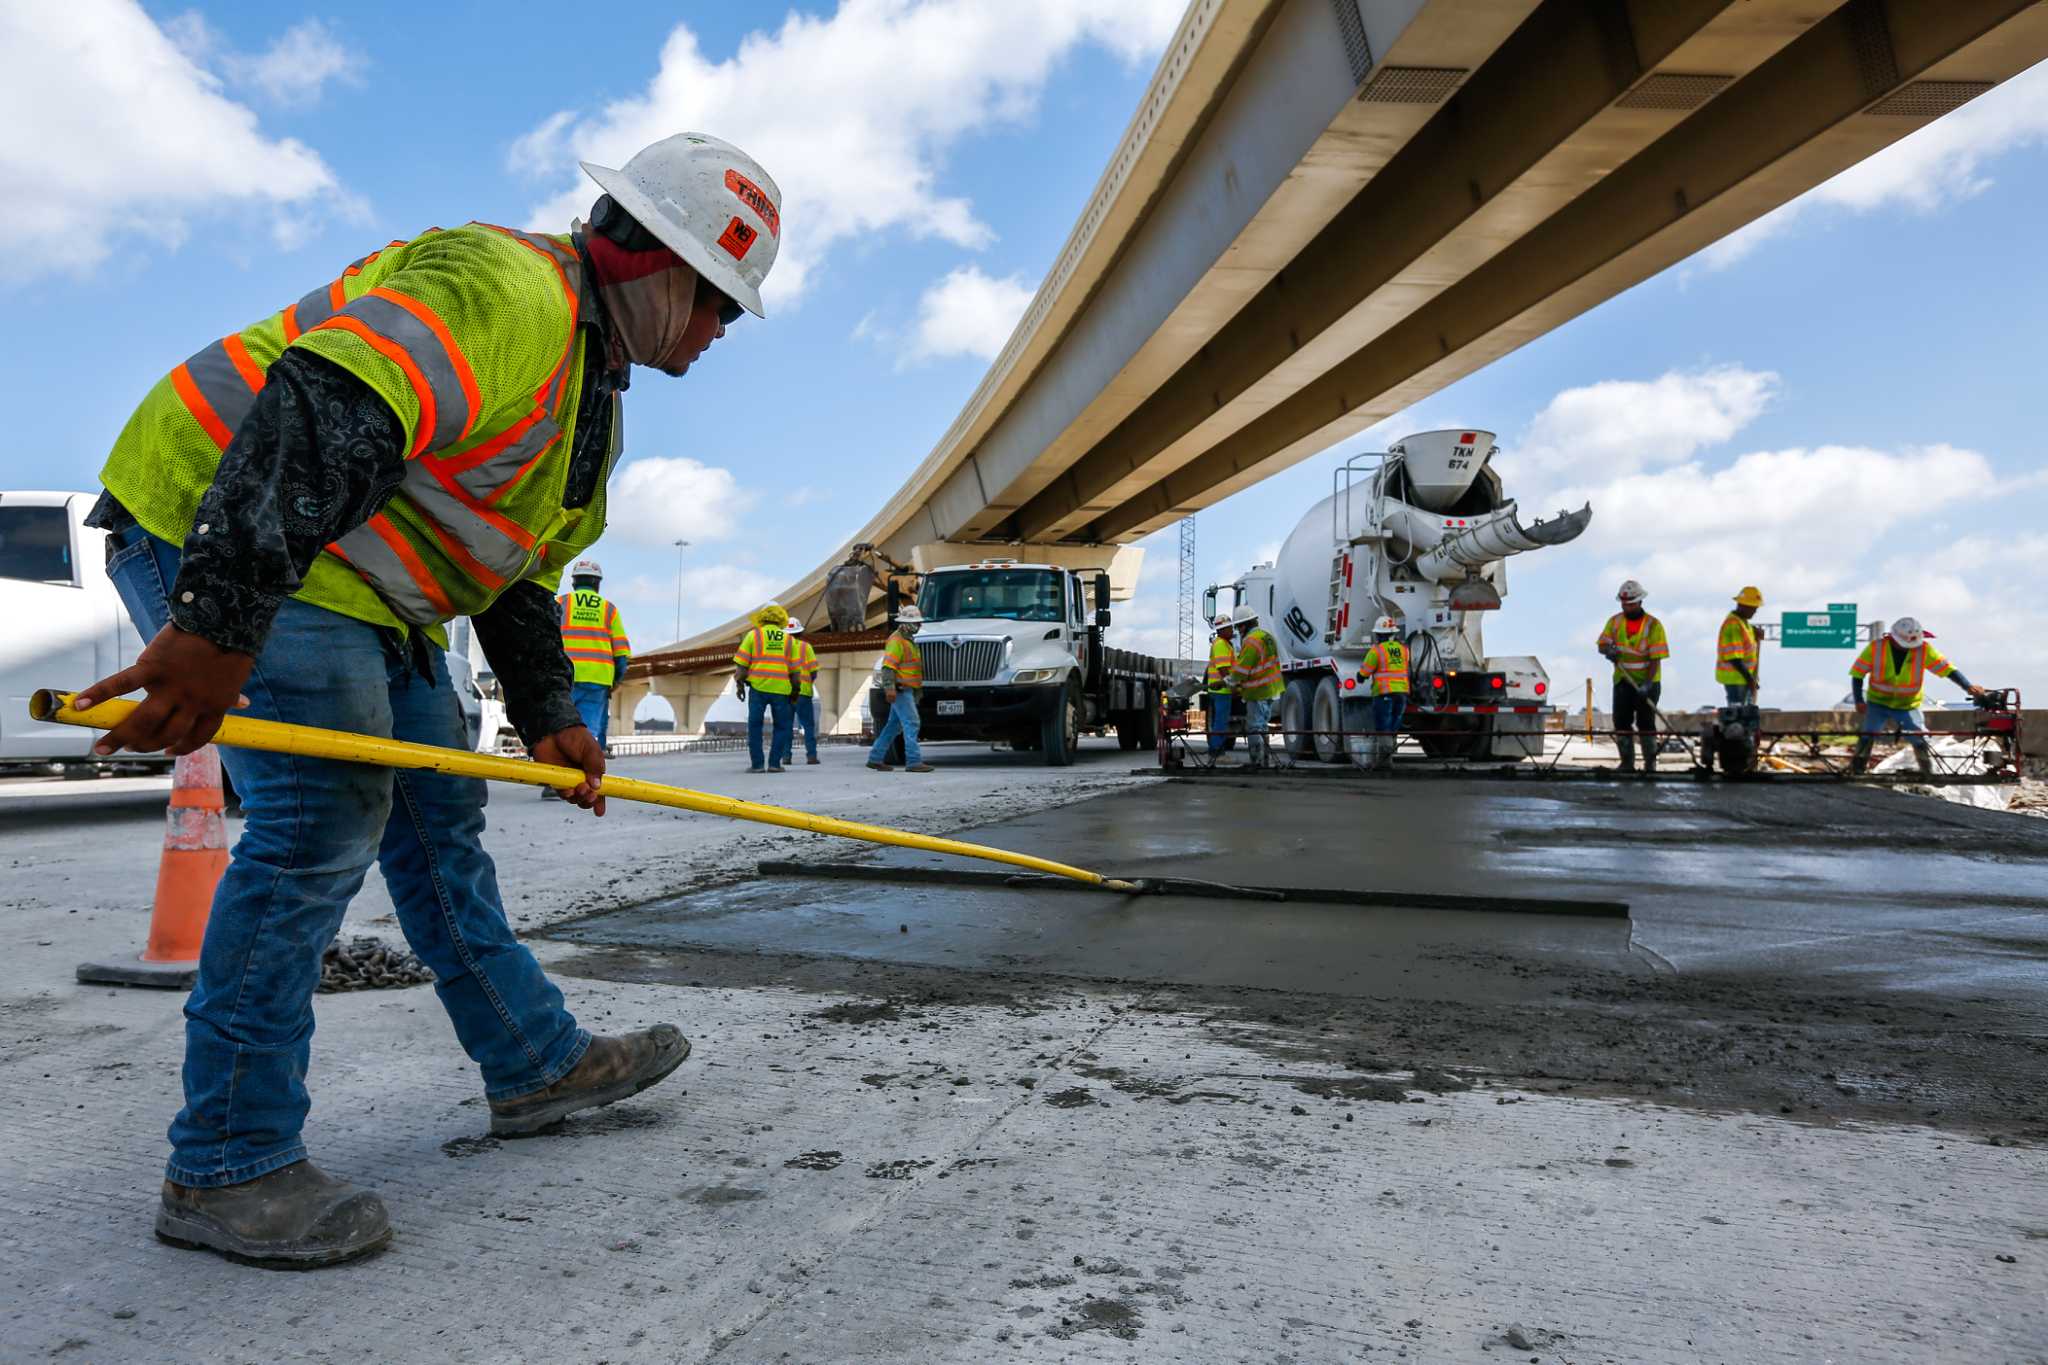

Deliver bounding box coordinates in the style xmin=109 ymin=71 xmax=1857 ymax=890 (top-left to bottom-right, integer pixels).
xmin=30 ymin=691 xmax=1139 ymax=893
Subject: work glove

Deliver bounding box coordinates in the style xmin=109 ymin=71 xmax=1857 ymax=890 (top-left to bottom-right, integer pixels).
xmin=735 ymin=678 xmax=749 ymax=700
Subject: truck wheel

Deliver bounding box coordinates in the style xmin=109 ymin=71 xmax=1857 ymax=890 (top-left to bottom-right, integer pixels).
xmin=1133 ymin=702 xmax=1158 ymax=749
xmin=1041 ymin=682 xmax=1081 ymax=766
xmin=1311 ymin=677 xmax=1349 ymax=763
xmin=1279 ymin=679 xmax=1318 ymax=760
xmin=1115 ymin=720 xmax=1140 ymax=751
xmin=1339 ymin=696 xmax=1373 ymax=766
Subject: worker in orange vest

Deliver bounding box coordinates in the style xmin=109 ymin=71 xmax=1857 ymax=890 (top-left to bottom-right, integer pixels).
xmin=1597 ymin=579 xmax=1669 ymax=774
xmin=1849 ymin=617 xmax=1986 ymax=776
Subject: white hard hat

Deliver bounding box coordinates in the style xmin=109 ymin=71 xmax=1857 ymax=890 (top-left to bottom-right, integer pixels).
xmin=785 ymin=615 xmax=804 ymax=634
xmin=1212 ymin=612 xmax=1235 ymax=630
xmin=572 ymin=559 xmax=602 ymax=579
xmin=1616 ymin=579 xmax=1645 ymax=602
xmin=1229 ymin=604 xmax=1261 ymax=629
xmin=1372 ymin=615 xmax=1401 ymax=635
xmin=1887 ymin=616 xmax=1929 ymax=647
xmin=895 ymin=605 xmax=924 ymax=625
xmin=581 ymin=134 xmax=780 ymax=318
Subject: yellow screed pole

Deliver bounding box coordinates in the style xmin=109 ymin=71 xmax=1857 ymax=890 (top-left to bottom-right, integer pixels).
xmin=31 ymin=691 xmax=1137 ymax=892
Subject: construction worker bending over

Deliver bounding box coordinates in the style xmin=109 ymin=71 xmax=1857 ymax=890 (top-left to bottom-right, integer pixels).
xmin=1228 ymin=605 xmax=1286 ymax=767
xmin=785 ymin=615 xmax=821 ymax=765
xmin=69 ymin=132 xmax=780 ymax=1267
xmin=558 ymin=559 xmax=630 ymax=748
xmin=1597 ymin=579 xmax=1669 ymax=773
xmin=867 ymin=606 xmax=933 ymax=772
xmin=1717 ymin=586 xmax=1765 ymax=703
xmin=733 ymin=603 xmax=797 ymax=773
xmin=1353 ymin=615 xmax=1409 ymax=771
xmin=1205 ymin=612 xmax=1237 ymax=755
xmin=1849 ymin=617 xmax=1986 ymax=776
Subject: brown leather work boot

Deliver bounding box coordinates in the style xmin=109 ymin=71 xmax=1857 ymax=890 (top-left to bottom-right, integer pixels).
xmin=155 ymin=1160 xmax=391 ymax=1269
xmin=488 ymin=1025 xmax=691 ymax=1137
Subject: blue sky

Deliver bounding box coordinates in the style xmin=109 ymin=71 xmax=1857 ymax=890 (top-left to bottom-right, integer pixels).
xmin=4 ymin=2 xmax=2043 ymax=717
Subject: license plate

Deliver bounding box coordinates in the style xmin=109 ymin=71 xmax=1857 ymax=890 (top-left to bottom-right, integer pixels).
xmin=936 ymin=699 xmax=965 ymax=716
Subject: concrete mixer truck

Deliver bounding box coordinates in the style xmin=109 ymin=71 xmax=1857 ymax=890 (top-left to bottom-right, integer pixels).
xmin=1205 ymin=429 xmax=1590 ymax=765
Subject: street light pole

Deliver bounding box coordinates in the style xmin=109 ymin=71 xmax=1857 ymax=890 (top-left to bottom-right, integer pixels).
xmin=672 ymin=539 xmax=690 ymax=644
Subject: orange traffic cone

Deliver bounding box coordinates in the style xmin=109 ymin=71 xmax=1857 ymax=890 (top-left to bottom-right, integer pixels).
xmin=76 ymin=745 xmax=228 ymax=989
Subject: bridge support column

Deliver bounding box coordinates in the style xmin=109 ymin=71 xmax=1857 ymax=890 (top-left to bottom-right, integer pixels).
xmin=813 ymin=652 xmax=883 ymax=736
xmin=608 ymin=678 xmax=653 ymax=737
xmin=646 ymin=673 xmax=732 ymax=737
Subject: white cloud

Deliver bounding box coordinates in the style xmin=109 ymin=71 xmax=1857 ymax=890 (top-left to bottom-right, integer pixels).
xmin=1508 ymin=365 xmax=1778 ymax=482
xmin=513 ymin=0 xmax=1186 ymax=307
xmin=223 ymin=19 xmax=365 ymax=108
xmin=902 ymin=265 xmax=1035 ymax=365
xmin=602 ymin=457 xmax=754 ymax=546
xmin=1695 ymin=59 xmax=2048 ymax=271
xmin=0 ymin=0 xmax=346 ymax=280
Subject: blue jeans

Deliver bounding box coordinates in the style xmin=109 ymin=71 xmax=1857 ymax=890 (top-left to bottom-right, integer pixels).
xmin=746 ymin=687 xmax=793 ymax=769
xmin=1370 ymin=694 xmax=1408 ymax=738
xmin=571 ymin=681 xmax=610 ymax=750
xmin=1205 ymin=692 xmax=1233 ymax=754
xmin=1245 ymin=696 xmax=1276 ymax=765
xmin=105 ymin=524 xmax=587 ymax=1187
xmin=868 ymin=690 xmax=921 ymax=766
xmin=1723 ymin=683 xmax=1754 ymax=705
xmin=1862 ymin=701 xmax=1929 ymax=748
xmin=790 ymin=695 xmax=818 ymax=761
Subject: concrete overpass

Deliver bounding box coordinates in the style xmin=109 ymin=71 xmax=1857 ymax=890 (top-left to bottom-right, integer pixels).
xmin=617 ymin=0 xmax=2048 ymax=735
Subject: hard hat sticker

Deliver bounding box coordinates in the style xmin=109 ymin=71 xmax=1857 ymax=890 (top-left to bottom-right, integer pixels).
xmin=717 ymin=217 xmax=758 ymax=260
xmin=724 ymin=169 xmax=780 ymax=237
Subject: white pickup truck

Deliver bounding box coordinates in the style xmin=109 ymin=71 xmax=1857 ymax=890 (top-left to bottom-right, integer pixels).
xmin=1 ymin=491 xmax=504 ymax=768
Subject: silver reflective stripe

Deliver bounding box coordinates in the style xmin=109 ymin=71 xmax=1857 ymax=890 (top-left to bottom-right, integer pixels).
xmin=491 ymin=226 xmax=578 ymax=270
xmin=181 ymin=339 xmax=258 ymax=441
xmin=322 ymin=291 xmax=472 ymax=452
xmin=398 ymin=465 xmax=532 ymax=582
xmin=292 ymin=281 xmax=339 ymax=335
xmin=451 ymin=419 xmax=560 ymax=500
xmin=329 ymin=521 xmax=443 ymax=627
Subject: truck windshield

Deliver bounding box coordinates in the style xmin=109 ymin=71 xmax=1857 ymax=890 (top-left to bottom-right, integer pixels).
xmin=0 ymin=505 xmax=74 ymax=585
xmin=919 ymin=569 xmax=1065 ymax=622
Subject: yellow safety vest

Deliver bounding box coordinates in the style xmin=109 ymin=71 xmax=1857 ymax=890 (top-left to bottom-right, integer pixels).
xmin=791 ymin=637 xmax=819 ymax=697
xmin=1715 ymin=613 xmax=1760 ymax=686
xmin=1598 ymin=611 xmax=1668 ymax=686
xmin=1851 ymin=638 xmax=1954 ymax=711
xmin=101 ymin=223 xmax=608 ymax=638
xmin=557 ymin=589 xmax=631 ymax=687
xmin=1205 ymin=637 xmax=1235 ymax=692
xmin=1362 ymin=639 xmax=1410 ymax=696
xmin=1231 ymin=629 xmax=1283 ymax=702
xmin=879 ymin=633 xmax=923 ymax=689
xmin=733 ymin=624 xmax=796 ymax=695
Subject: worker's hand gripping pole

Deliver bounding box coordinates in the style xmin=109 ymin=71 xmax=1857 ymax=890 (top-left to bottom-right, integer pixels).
xmin=29 ymin=691 xmax=1139 ymax=893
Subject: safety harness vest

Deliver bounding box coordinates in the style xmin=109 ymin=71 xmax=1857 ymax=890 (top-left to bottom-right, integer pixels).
xmin=1715 ymin=613 xmax=1760 ymax=686
xmin=733 ymin=624 xmax=797 ymax=695
xmin=1851 ymin=638 xmax=1954 ymax=710
xmin=1599 ymin=611 xmax=1668 ymax=686
xmin=558 ymin=589 xmax=631 ymax=687
xmin=879 ymin=633 xmax=923 ymax=690
xmin=101 ymin=223 xmax=610 ymax=637
xmin=1232 ymin=629 xmax=1283 ymax=702
xmin=1205 ymin=637 xmax=1235 ymax=692
xmin=1363 ymin=639 xmax=1410 ymax=696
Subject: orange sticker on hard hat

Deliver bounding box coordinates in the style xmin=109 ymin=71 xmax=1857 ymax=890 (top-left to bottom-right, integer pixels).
xmin=717 ymin=217 xmax=758 ymax=260
xmin=724 ymin=169 xmax=779 ymax=238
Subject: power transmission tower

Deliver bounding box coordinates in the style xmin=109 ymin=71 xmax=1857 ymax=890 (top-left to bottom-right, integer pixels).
xmin=1176 ymin=516 xmax=1198 ymax=661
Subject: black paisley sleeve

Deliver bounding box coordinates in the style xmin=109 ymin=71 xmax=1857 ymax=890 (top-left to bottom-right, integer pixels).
xmin=166 ymin=350 xmax=406 ymax=655
xmin=472 ymin=581 xmax=582 ymax=746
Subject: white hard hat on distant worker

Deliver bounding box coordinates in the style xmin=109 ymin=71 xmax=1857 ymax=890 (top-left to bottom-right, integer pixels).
xmin=1212 ymin=612 xmax=1235 ymax=630
xmin=785 ymin=615 xmax=804 ymax=634
xmin=894 ymin=605 xmax=925 ymax=626
xmin=580 ymin=134 xmax=781 ymax=319
xmin=1616 ymin=579 xmax=1645 ymax=602
xmin=1887 ymin=616 xmax=1932 ymax=647
xmin=572 ymin=559 xmax=603 ymax=580
xmin=1229 ymin=604 xmax=1261 ymax=629
xmin=1372 ymin=615 xmax=1401 ymax=636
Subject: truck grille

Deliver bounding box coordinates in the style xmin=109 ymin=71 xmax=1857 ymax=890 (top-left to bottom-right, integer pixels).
xmin=920 ymin=639 xmax=1005 ymax=683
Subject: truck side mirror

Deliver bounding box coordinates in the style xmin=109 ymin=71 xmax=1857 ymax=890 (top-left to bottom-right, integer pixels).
xmin=1094 ymin=574 xmax=1110 ymax=611
xmin=1095 ymin=609 xmax=1112 ymax=629
xmin=1202 ymin=586 xmax=1216 ymax=618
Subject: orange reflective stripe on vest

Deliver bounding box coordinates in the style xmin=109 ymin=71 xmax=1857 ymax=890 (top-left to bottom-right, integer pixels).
xmin=1205 ymin=637 xmax=1235 ymax=691
xmin=882 ymin=634 xmax=923 ymax=688
xmin=1368 ymin=640 xmax=1410 ymax=696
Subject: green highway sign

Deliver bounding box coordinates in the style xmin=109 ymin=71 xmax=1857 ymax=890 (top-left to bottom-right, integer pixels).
xmin=1782 ymin=604 xmax=1857 ymax=649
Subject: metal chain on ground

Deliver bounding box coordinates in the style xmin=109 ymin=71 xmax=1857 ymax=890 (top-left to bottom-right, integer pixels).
xmin=318 ymin=936 xmax=436 ymax=993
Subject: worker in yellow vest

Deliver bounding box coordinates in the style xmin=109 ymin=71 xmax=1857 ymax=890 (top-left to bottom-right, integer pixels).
xmin=732 ymin=603 xmax=798 ymax=774
xmin=1353 ymin=615 xmax=1410 ymax=771
xmin=1717 ymin=586 xmax=1765 ymax=703
xmin=1228 ymin=605 xmax=1287 ymax=768
xmin=557 ymin=560 xmax=631 ymax=750
xmin=1204 ymin=611 xmax=1237 ymax=756
xmin=1597 ymin=579 xmax=1670 ymax=774
xmin=867 ymin=606 xmax=933 ymax=772
xmin=1849 ymin=617 xmax=1986 ymax=776
xmin=783 ymin=615 xmax=822 ymax=766
xmin=67 ymin=133 xmax=781 ymax=1267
